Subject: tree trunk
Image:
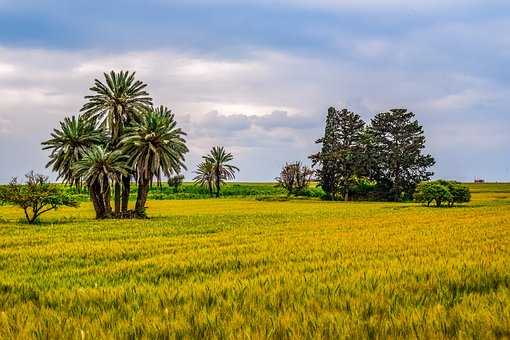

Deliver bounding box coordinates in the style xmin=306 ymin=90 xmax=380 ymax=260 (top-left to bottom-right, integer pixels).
xmin=215 ymin=171 xmax=220 ymax=198
xmin=90 ymin=183 xmax=106 ymax=219
xmin=121 ymin=175 xmax=130 ymax=213
xmin=135 ymin=178 xmax=150 ymax=217
xmin=114 ymin=181 xmax=121 ymax=215
xmin=208 ymin=181 xmax=213 ymax=197
xmin=104 ymin=184 xmax=113 ymax=217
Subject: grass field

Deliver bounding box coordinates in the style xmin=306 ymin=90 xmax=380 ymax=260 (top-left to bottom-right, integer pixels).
xmin=0 ymin=183 xmax=509 ymax=338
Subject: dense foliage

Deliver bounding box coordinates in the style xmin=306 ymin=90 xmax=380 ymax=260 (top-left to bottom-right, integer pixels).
xmin=415 ymin=180 xmax=471 ymax=207
xmin=311 ymin=107 xmax=435 ymax=201
xmin=0 ymin=171 xmax=78 ymax=223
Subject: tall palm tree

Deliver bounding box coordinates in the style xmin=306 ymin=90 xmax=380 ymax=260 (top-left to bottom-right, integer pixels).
xmin=203 ymin=146 xmax=239 ymax=198
xmin=121 ymin=106 xmax=188 ymax=217
xmin=81 ymin=70 xmax=153 ymax=214
xmin=72 ymin=145 xmax=130 ymax=219
xmin=41 ymin=115 xmax=105 ymax=190
xmin=193 ymin=161 xmax=215 ymax=197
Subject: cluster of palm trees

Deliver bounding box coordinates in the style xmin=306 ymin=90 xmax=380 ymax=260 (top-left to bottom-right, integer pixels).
xmin=193 ymin=146 xmax=239 ymax=197
xmin=42 ymin=71 xmax=188 ymax=219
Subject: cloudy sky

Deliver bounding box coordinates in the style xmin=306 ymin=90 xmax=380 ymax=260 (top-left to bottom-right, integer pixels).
xmin=0 ymin=0 xmax=509 ymax=182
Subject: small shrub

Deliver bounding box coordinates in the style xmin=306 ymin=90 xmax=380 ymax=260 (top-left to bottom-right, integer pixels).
xmin=168 ymin=174 xmax=185 ymax=191
xmin=276 ymin=161 xmax=314 ymax=196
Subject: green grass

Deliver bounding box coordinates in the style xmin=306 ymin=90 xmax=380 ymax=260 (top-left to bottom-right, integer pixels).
xmin=0 ymin=183 xmax=509 ymax=338
xmin=63 ymin=182 xmax=326 ymax=201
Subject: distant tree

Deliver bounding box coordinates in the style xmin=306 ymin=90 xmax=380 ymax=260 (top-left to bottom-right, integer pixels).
xmin=438 ymin=180 xmax=471 ymax=207
xmin=311 ymin=107 xmax=366 ymax=201
xmin=121 ymin=106 xmax=188 ymax=217
xmin=81 ymin=70 xmax=153 ymax=215
xmin=414 ymin=180 xmax=470 ymax=207
xmin=41 ymin=115 xmax=105 ymax=190
xmin=370 ymin=109 xmax=435 ymax=201
xmin=168 ymin=174 xmax=185 ymax=191
xmin=310 ymin=107 xmax=340 ymax=200
xmin=414 ymin=182 xmax=451 ymax=207
xmin=72 ymin=146 xmax=130 ymax=219
xmin=0 ymin=171 xmax=78 ymax=224
xmin=193 ymin=161 xmax=215 ymax=197
xmin=203 ymin=146 xmax=239 ymax=198
xmin=276 ymin=161 xmax=314 ymax=196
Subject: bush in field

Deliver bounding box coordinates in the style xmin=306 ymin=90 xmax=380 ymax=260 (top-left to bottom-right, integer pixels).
xmin=438 ymin=180 xmax=471 ymax=207
xmin=276 ymin=161 xmax=314 ymax=196
xmin=168 ymin=174 xmax=185 ymax=191
xmin=415 ymin=180 xmax=470 ymax=207
xmin=0 ymin=171 xmax=78 ymax=224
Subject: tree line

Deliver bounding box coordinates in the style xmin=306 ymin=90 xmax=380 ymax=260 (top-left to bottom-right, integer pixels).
xmin=278 ymin=107 xmax=436 ymax=202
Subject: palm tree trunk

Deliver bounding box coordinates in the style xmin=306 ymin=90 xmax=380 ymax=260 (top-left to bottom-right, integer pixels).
xmin=208 ymin=180 xmax=213 ymax=197
xmin=121 ymin=175 xmax=130 ymax=213
xmin=135 ymin=178 xmax=150 ymax=217
xmin=104 ymin=184 xmax=113 ymax=217
xmin=215 ymin=170 xmax=220 ymax=198
xmin=114 ymin=181 xmax=121 ymax=215
xmin=90 ymin=182 xmax=107 ymax=219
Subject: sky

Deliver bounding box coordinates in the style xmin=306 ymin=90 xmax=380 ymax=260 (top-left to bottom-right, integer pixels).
xmin=0 ymin=0 xmax=509 ymax=182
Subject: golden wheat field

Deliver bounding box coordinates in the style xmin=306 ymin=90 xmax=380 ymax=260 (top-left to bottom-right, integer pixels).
xmin=0 ymin=183 xmax=509 ymax=339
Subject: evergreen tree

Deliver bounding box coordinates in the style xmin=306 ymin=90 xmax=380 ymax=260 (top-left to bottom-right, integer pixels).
xmin=332 ymin=108 xmax=366 ymax=201
xmin=310 ymin=107 xmax=365 ymax=200
xmin=369 ymin=108 xmax=435 ymax=201
xmin=310 ymin=107 xmax=340 ymax=200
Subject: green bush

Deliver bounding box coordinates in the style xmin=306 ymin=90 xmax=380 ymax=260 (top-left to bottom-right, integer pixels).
xmin=415 ymin=180 xmax=470 ymax=207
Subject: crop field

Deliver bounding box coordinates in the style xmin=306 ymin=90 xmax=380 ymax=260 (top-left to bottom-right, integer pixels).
xmin=0 ymin=183 xmax=509 ymax=338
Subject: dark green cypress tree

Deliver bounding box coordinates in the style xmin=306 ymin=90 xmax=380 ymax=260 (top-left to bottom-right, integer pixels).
xmin=311 ymin=107 xmax=366 ymax=200
xmin=310 ymin=107 xmax=340 ymax=200
xmin=334 ymin=109 xmax=366 ymax=201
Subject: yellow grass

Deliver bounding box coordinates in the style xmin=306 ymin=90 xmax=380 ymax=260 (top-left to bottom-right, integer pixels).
xmin=0 ymin=184 xmax=509 ymax=338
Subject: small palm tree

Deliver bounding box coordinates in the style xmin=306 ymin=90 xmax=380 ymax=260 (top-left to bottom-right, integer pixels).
xmin=72 ymin=146 xmax=130 ymax=219
xmin=193 ymin=161 xmax=215 ymax=197
xmin=41 ymin=115 xmax=105 ymax=190
xmin=203 ymin=146 xmax=239 ymax=198
xmin=121 ymin=106 xmax=188 ymax=217
xmin=81 ymin=70 xmax=153 ymax=215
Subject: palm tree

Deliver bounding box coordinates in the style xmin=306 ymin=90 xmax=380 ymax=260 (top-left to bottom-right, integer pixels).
xmin=72 ymin=145 xmax=130 ymax=219
xmin=121 ymin=106 xmax=188 ymax=217
xmin=203 ymin=146 xmax=239 ymax=198
xmin=41 ymin=115 xmax=105 ymax=190
xmin=193 ymin=161 xmax=215 ymax=197
xmin=81 ymin=70 xmax=153 ymax=214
